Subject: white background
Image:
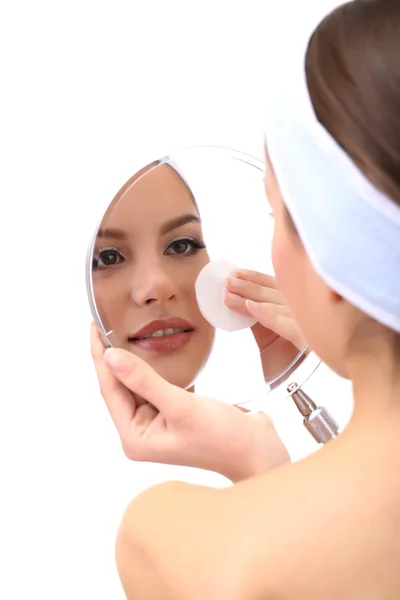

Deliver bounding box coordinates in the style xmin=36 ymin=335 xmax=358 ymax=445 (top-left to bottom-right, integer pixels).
xmin=1 ymin=1 xmax=352 ymax=598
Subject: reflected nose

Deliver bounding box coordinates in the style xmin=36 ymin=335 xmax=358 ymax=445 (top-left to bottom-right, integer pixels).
xmin=130 ymin=260 xmax=178 ymax=306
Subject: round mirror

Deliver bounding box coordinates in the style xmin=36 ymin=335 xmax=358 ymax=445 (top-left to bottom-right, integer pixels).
xmin=86 ymin=146 xmax=321 ymax=408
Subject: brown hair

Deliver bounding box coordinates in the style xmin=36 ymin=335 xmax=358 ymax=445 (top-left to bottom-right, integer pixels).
xmin=305 ymin=0 xmax=400 ymax=208
xmin=303 ymin=0 xmax=400 ymax=347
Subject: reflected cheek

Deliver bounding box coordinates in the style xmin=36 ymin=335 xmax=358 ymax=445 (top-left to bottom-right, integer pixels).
xmin=196 ymin=249 xmax=210 ymax=272
xmin=177 ymin=271 xmax=200 ymax=304
xmin=182 ymin=261 xmax=216 ymax=357
xmin=194 ymin=318 xmax=216 ymax=366
xmin=93 ymin=271 xmax=131 ymax=332
xmin=183 ymin=253 xmax=210 ymax=284
xmin=92 ymin=279 xmax=112 ymax=320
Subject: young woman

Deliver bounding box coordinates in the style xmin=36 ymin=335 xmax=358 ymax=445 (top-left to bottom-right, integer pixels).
xmin=92 ymin=159 xmax=300 ymax=481
xmin=93 ymin=159 xmax=301 ymax=387
xmin=92 ymin=1 xmax=400 ymax=597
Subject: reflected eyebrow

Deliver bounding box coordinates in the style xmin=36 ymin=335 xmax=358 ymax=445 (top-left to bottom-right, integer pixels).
xmin=96 ymin=214 xmax=200 ymax=241
xmin=97 ymin=228 xmax=127 ymax=240
xmin=160 ymin=214 xmax=201 ymax=235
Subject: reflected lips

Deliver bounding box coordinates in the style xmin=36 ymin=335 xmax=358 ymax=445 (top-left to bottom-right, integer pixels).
xmin=128 ymin=318 xmax=194 ymax=352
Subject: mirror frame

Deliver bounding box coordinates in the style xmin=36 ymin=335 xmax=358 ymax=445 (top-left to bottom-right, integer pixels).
xmin=85 ymin=144 xmax=322 ymax=400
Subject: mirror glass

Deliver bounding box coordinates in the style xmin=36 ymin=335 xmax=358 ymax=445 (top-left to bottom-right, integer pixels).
xmin=86 ymin=146 xmax=320 ymax=408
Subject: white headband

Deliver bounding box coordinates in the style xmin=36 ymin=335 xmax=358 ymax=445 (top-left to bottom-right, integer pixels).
xmin=265 ymin=42 xmax=400 ymax=334
xmin=159 ymin=157 xmax=192 ymax=190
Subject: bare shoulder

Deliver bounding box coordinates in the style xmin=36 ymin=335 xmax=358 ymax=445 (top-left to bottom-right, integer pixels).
xmin=116 ymin=449 xmax=400 ymax=600
xmin=115 ymin=480 xmax=242 ymax=599
xmin=114 ymin=462 xmax=323 ymax=599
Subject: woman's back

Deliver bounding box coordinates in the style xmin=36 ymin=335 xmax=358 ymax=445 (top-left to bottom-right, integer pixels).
xmin=223 ymin=408 xmax=400 ymax=599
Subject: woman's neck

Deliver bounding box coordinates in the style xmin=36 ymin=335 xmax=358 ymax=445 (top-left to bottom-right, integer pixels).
xmin=346 ymin=336 xmax=400 ymax=430
xmin=322 ymin=341 xmax=400 ymax=508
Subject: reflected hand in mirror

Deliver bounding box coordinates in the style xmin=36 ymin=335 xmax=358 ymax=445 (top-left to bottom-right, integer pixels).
xmin=225 ymin=268 xmax=306 ymax=381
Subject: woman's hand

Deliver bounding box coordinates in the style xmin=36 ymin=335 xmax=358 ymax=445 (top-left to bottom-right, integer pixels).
xmin=91 ymin=324 xmax=290 ymax=483
xmin=225 ymin=269 xmax=306 ymax=381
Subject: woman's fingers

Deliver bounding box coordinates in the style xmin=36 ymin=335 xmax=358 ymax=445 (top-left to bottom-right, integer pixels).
xmin=225 ymin=293 xmax=291 ymax=319
xmin=103 ymin=347 xmax=191 ymax=425
xmin=119 ymin=401 xmax=166 ymax=462
xmin=234 ymin=269 xmax=277 ymax=289
xmin=90 ymin=323 xmax=136 ymax=434
xmin=246 ymin=300 xmax=291 ymax=334
xmin=246 ymin=301 xmax=291 ymax=319
xmin=226 ymin=275 xmax=284 ymax=305
xmin=246 ymin=302 xmax=305 ymax=349
xmin=225 ymin=293 xmax=251 ymax=316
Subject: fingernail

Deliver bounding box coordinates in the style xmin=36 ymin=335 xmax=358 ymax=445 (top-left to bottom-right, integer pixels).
xmin=227 ymin=277 xmax=243 ymax=290
xmin=234 ymin=269 xmax=252 ymax=277
xmin=104 ymin=348 xmax=130 ymax=372
xmin=235 ymin=405 xmax=251 ymax=413
xmin=226 ymin=292 xmax=242 ymax=304
xmin=246 ymin=299 xmax=262 ymax=313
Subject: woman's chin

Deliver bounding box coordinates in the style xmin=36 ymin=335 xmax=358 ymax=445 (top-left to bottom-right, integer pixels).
xmin=122 ymin=340 xmax=208 ymax=390
xmin=166 ymin=372 xmax=197 ymax=390
xmin=142 ymin=361 xmax=197 ymax=390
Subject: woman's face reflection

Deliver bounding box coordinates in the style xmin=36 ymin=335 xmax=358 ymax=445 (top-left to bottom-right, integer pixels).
xmin=92 ymin=162 xmax=215 ymax=389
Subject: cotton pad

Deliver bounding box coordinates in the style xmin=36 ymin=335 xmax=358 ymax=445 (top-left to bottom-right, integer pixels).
xmin=195 ymin=259 xmax=257 ymax=331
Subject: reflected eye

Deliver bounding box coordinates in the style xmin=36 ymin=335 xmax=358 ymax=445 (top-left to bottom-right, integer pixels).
xmin=165 ymin=237 xmax=206 ymax=257
xmin=93 ymin=246 xmax=125 ymax=270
